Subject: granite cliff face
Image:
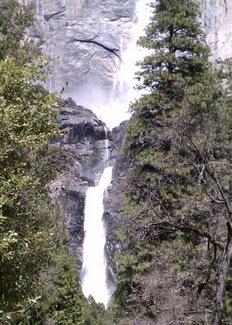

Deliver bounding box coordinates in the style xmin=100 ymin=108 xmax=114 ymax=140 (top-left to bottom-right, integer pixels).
xmin=21 ymin=0 xmax=139 ymax=271
xmin=48 ymin=97 xmax=129 ymax=286
xmin=21 ymin=0 xmax=232 ymax=103
xmin=104 ymin=121 xmax=130 ymax=278
xmin=201 ymin=0 xmax=232 ymax=61
xmin=26 ymin=0 xmax=137 ymax=106
xmin=50 ymin=98 xmax=115 ymax=268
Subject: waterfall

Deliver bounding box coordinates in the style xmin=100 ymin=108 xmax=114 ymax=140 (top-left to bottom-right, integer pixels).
xmin=81 ymin=0 xmax=151 ymax=307
xmin=104 ymin=127 xmax=109 ymax=163
xmin=81 ymin=127 xmax=112 ymax=308
xmin=96 ymin=0 xmax=151 ymax=129
xmin=81 ymin=166 xmax=113 ymax=308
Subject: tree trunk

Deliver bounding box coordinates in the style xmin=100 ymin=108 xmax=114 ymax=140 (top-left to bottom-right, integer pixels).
xmin=213 ymin=224 xmax=232 ymax=325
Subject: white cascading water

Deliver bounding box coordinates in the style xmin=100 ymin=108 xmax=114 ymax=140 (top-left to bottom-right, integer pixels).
xmin=81 ymin=167 xmax=113 ymax=308
xmin=82 ymin=127 xmax=112 ymax=308
xmin=106 ymin=0 xmax=151 ymax=129
xmin=81 ymin=0 xmax=151 ymax=308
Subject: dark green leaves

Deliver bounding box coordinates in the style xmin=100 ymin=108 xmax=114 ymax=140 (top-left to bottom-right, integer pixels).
xmin=115 ymin=0 xmax=232 ymax=323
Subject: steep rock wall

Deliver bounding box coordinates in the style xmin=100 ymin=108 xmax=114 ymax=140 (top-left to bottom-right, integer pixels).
xmin=21 ymin=0 xmax=232 ymax=102
xmin=104 ymin=121 xmax=130 ymax=278
xmin=201 ymin=0 xmax=232 ymax=61
xmin=23 ymin=0 xmax=137 ymax=103
xmin=50 ymin=98 xmax=114 ymax=268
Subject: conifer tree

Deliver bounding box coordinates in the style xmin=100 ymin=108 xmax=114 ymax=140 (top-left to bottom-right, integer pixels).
xmin=115 ymin=1 xmax=232 ymax=324
xmin=129 ymin=0 xmax=210 ymax=134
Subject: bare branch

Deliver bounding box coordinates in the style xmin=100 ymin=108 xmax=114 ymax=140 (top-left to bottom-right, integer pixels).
xmin=205 ymin=166 xmax=232 ymax=222
xmin=135 ymin=220 xmax=223 ymax=249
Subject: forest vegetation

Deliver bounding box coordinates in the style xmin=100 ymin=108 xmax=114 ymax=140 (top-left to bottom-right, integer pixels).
xmin=0 ymin=1 xmax=87 ymax=324
xmin=1 ymin=0 xmax=232 ymax=324
xmin=113 ymin=0 xmax=232 ymax=324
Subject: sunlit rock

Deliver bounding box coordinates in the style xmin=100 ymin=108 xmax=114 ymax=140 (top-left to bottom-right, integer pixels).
xmin=201 ymin=0 xmax=232 ymax=61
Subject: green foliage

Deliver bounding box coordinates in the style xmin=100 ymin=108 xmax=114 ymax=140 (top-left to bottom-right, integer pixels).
xmin=136 ymin=0 xmax=209 ymax=96
xmin=23 ymin=248 xmax=85 ymax=325
xmin=124 ymin=0 xmax=215 ymax=241
xmin=0 ymin=0 xmax=34 ymax=60
xmin=115 ymin=0 xmax=232 ymax=323
xmin=0 ymin=4 xmax=88 ymax=325
xmin=82 ymin=297 xmax=112 ymax=325
xmin=50 ymin=254 xmax=84 ymax=325
xmin=0 ymin=55 xmax=60 ymax=315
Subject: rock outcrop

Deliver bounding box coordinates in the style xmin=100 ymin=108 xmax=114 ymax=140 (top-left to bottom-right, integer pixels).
xmin=24 ymin=0 xmax=137 ymax=105
xmin=50 ymin=98 xmax=114 ymax=268
xmin=104 ymin=121 xmax=130 ymax=278
xmin=50 ymin=96 xmax=129 ymax=280
xmin=21 ymin=0 xmax=232 ymax=101
xmin=201 ymin=0 xmax=232 ymax=61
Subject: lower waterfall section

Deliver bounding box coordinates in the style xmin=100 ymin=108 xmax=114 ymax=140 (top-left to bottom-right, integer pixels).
xmin=80 ymin=0 xmax=151 ymax=308
xmin=81 ymin=167 xmax=113 ymax=308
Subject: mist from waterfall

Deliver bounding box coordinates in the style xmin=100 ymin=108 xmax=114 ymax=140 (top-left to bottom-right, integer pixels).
xmin=106 ymin=0 xmax=151 ymax=128
xmin=73 ymin=0 xmax=151 ymax=129
xmin=81 ymin=0 xmax=151 ymax=308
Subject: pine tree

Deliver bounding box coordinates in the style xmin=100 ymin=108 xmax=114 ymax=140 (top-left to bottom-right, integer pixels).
xmin=127 ymin=0 xmax=210 ymax=141
xmin=115 ymin=1 xmax=232 ymax=324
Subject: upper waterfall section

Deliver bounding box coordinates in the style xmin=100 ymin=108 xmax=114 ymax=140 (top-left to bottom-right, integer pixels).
xmin=23 ymin=0 xmax=232 ymax=87
xmin=27 ymin=0 xmax=138 ymax=99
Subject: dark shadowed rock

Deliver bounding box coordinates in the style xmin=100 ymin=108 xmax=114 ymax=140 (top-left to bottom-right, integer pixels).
xmin=51 ymin=97 xmax=114 ymax=268
xmin=103 ymin=120 xmax=130 ymax=278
